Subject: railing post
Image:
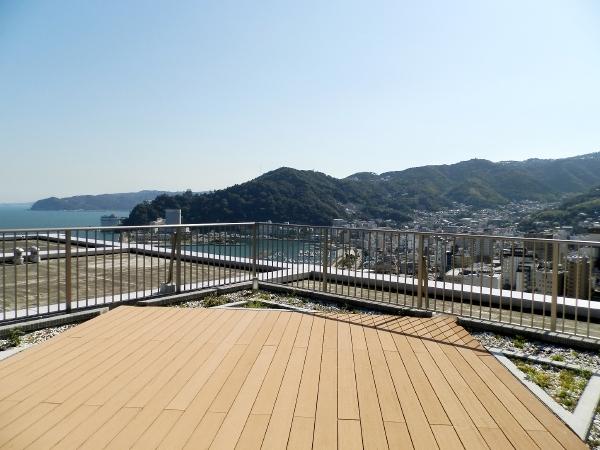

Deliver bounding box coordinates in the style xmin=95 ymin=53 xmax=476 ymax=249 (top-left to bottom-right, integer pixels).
xmin=322 ymin=228 xmax=329 ymax=293
xmin=175 ymin=227 xmax=182 ymax=293
xmin=417 ymin=234 xmax=424 ymax=309
xmin=550 ymin=241 xmax=559 ymax=332
xmin=252 ymin=223 xmax=258 ymax=291
xmin=65 ymin=230 xmax=72 ymax=313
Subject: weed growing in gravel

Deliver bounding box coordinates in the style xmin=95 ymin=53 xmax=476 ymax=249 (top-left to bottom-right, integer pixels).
xmin=513 ymin=358 xmax=591 ymax=411
xmin=550 ymin=354 xmax=565 ymax=362
xmin=202 ymin=295 xmax=229 ymax=307
xmin=8 ymin=329 xmax=23 ymax=348
xmin=513 ymin=335 xmax=526 ymax=349
xmin=243 ymin=300 xmax=271 ymax=309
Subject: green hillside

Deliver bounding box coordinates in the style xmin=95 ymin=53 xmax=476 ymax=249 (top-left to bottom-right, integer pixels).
xmin=520 ymin=185 xmax=600 ymax=230
xmin=125 ymin=152 xmax=600 ymax=226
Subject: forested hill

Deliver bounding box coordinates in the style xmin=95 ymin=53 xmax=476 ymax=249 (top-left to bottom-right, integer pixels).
xmin=520 ymin=185 xmax=600 ymax=230
xmin=124 ymin=152 xmax=600 ymax=226
xmin=31 ymin=191 xmax=175 ymax=211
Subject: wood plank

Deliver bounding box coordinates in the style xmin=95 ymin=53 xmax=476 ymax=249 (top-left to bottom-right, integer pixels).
xmin=79 ymin=406 xmax=140 ymax=449
xmin=261 ymin=346 xmax=307 ymax=448
xmin=384 ymin=421 xmax=414 ymax=450
xmin=50 ymin=310 xmax=244 ymax=449
xmin=287 ymin=416 xmax=314 ymax=450
xmin=456 ymin=347 xmax=545 ymax=431
xmin=251 ymin=313 xmax=302 ymax=415
xmin=476 ymin=427 xmax=515 ymax=450
xmin=294 ymin=313 xmax=314 ymax=348
xmin=210 ymin=312 xmax=287 ymax=413
xmin=167 ymin=311 xmax=261 ymax=410
xmin=527 ymin=430 xmax=564 ymax=450
xmin=294 ymin=315 xmax=325 ymax=418
xmin=415 ymin=351 xmax=489 ymax=450
xmin=337 ymin=315 xmax=359 ymax=420
xmin=431 ymin=425 xmax=465 ymax=450
xmin=338 ymin=419 xmax=363 ymax=450
xmin=183 ymin=412 xmax=226 ymax=449
xmin=209 ymin=345 xmax=277 ymax=448
xmin=383 ymin=350 xmax=438 ymax=450
xmin=362 ymin=317 xmax=404 ymax=423
xmin=235 ymin=414 xmax=270 ymax=450
xmin=439 ymin=344 xmax=541 ymax=450
xmin=0 ymin=328 xmax=167 ymax=446
xmin=110 ymin=312 xmax=269 ymax=449
xmin=313 ymin=316 xmax=338 ymax=449
xmin=155 ymin=313 xmax=281 ymax=449
xmin=131 ymin=409 xmax=182 ymax=449
xmin=351 ymin=320 xmax=388 ymax=450
xmin=388 ymin=332 xmax=450 ymax=425
xmin=421 ymin=339 xmax=497 ymax=428
xmin=26 ymin=404 xmax=99 ymax=450
xmin=0 ymin=402 xmax=57 ymax=447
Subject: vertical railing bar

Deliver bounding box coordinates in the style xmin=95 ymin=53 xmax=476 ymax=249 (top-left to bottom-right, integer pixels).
xmin=574 ymin=245 xmax=581 ymax=336
xmin=478 ymin=237 xmax=483 ymax=319
xmin=65 ymin=230 xmax=72 ymax=313
xmin=520 ymin=240 xmax=525 ymax=326
xmin=46 ymin=233 xmax=51 ymax=312
xmin=2 ymin=232 xmax=5 ymax=319
xmin=588 ymin=249 xmax=593 ymax=337
xmin=35 ymin=232 xmax=40 ymax=316
xmin=176 ymin=227 xmax=182 ymax=293
xmin=562 ymin=254 xmax=568 ymax=334
xmin=542 ymin=242 xmax=548 ymax=331
xmin=94 ymin=229 xmax=98 ymax=304
xmin=468 ymin=236 xmax=474 ymax=317
xmin=550 ymin=241 xmax=559 ymax=332
xmin=509 ymin=242 xmax=514 ymax=324
xmin=531 ymin=240 xmax=536 ymax=328
xmin=459 ymin=237 xmax=464 ymax=317
xmin=25 ymin=232 xmax=29 ymax=315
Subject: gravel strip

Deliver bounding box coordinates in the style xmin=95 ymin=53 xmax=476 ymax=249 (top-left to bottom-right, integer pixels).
xmin=0 ymin=324 xmax=76 ymax=357
xmin=471 ymin=330 xmax=600 ymax=448
xmin=174 ymin=290 xmax=380 ymax=314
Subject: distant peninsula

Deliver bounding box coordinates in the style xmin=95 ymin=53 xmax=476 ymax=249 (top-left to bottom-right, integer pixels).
xmin=31 ymin=190 xmax=177 ymax=211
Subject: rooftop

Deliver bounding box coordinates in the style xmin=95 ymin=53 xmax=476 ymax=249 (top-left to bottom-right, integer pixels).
xmin=0 ymin=307 xmax=586 ymax=449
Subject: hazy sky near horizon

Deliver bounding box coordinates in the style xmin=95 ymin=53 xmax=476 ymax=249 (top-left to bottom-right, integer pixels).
xmin=1 ymin=1 xmax=599 ymax=202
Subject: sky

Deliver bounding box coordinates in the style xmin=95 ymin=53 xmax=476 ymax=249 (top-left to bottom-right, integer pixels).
xmin=1 ymin=0 xmax=599 ymax=202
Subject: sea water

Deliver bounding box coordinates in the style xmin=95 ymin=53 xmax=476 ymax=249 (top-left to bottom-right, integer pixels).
xmin=0 ymin=204 xmax=130 ymax=230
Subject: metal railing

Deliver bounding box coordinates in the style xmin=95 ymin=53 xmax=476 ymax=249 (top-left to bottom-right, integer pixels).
xmin=1 ymin=222 xmax=599 ymax=339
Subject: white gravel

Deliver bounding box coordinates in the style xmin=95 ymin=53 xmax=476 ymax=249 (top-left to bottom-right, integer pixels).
xmin=471 ymin=331 xmax=600 ymax=372
xmin=0 ymin=324 xmax=76 ymax=358
xmin=175 ymin=290 xmax=379 ymax=313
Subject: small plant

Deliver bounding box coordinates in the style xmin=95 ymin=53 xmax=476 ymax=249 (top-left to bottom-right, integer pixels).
xmin=559 ymin=370 xmax=575 ymax=390
xmin=550 ymin=354 xmax=565 ymax=362
xmin=532 ymin=371 xmax=551 ymax=388
xmin=515 ymin=361 xmax=550 ymax=388
xmin=7 ymin=328 xmax=24 ymax=348
xmin=202 ymin=295 xmax=228 ymax=307
xmin=244 ymin=300 xmax=270 ymax=309
xmin=513 ymin=335 xmax=526 ymax=349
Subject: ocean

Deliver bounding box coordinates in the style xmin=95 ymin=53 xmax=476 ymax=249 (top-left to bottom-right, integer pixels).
xmin=0 ymin=205 xmax=130 ymax=230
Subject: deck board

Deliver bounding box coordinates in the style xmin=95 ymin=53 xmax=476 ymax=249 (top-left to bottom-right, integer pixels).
xmin=0 ymin=306 xmax=588 ymax=449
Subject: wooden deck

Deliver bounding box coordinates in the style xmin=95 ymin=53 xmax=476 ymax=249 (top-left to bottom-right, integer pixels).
xmin=0 ymin=307 xmax=587 ymax=449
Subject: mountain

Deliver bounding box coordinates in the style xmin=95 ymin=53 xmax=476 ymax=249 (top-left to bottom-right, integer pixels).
xmin=125 ymin=152 xmax=600 ymax=226
xmin=520 ymin=185 xmax=600 ymax=231
xmin=31 ymin=191 xmax=175 ymax=211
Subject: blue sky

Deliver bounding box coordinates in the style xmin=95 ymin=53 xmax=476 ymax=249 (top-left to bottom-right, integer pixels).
xmin=0 ymin=0 xmax=599 ymax=202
